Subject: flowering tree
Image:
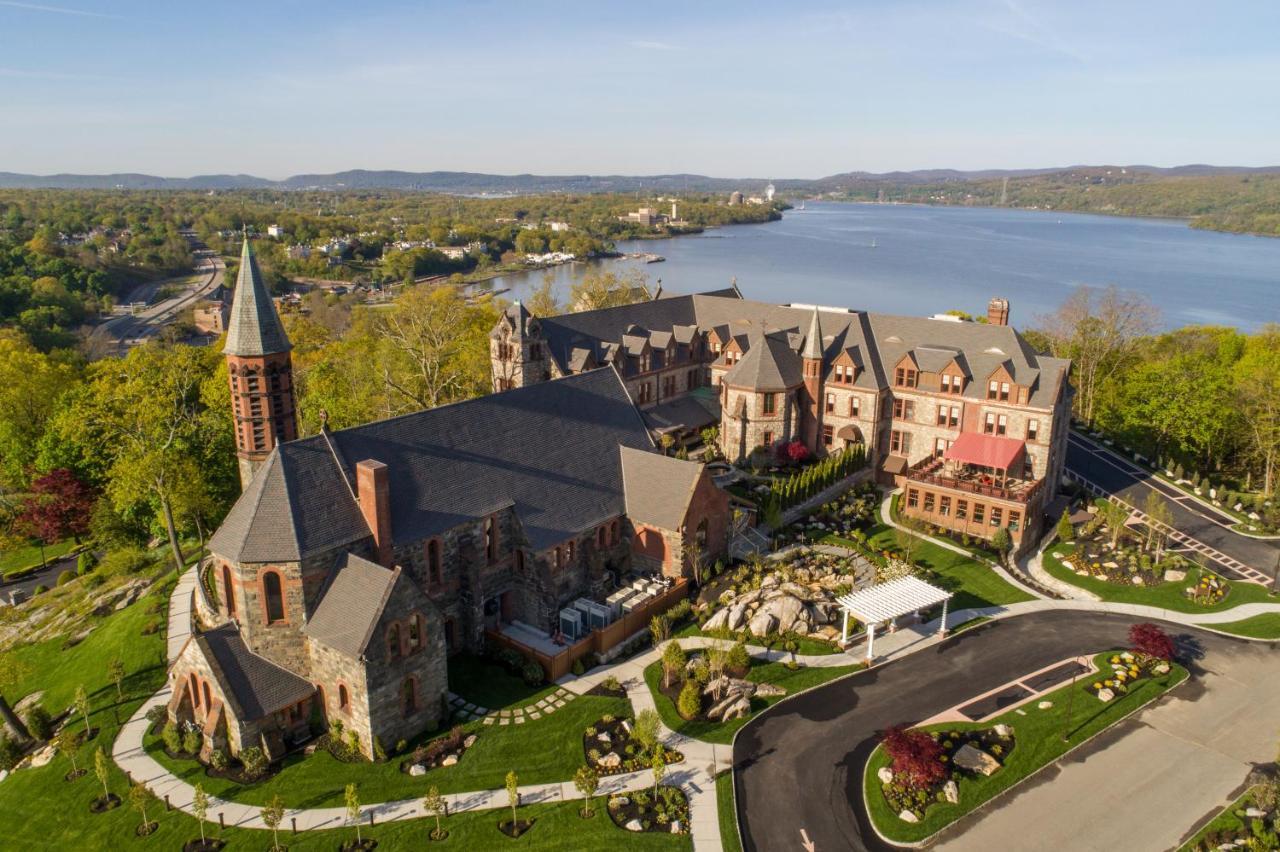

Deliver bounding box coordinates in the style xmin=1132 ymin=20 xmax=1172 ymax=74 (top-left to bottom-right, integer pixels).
xmin=881 ymin=725 xmax=946 ymax=788
xmin=1128 ymin=622 xmax=1174 ymax=661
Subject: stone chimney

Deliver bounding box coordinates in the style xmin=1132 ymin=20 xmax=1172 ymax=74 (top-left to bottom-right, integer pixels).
xmin=356 ymin=459 xmax=393 ymax=567
xmin=987 ymin=297 xmax=1010 ymax=326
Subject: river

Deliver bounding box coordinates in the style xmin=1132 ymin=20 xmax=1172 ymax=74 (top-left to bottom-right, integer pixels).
xmin=480 ymin=202 xmax=1280 ymax=331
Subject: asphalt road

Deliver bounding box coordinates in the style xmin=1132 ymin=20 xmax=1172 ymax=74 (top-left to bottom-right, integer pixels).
xmin=1065 ymin=434 xmax=1279 ymax=577
xmin=731 ymin=610 xmax=1247 ymax=852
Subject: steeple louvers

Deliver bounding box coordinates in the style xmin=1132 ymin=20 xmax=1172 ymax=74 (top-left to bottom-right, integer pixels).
xmin=802 ymin=306 xmax=824 ymax=360
xmin=224 ymin=237 xmax=291 ymax=357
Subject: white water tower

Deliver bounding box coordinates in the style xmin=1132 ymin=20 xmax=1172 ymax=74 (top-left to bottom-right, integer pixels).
xmin=765 ymin=183 xmax=776 ymax=201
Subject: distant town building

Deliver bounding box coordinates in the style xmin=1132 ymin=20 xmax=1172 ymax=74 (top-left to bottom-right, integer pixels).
xmin=547 ymin=221 xmax=572 ymax=232
xmin=765 ymin=183 xmax=776 ymax=201
xmin=619 ymin=207 xmax=669 ymax=227
xmin=287 ymin=244 xmax=312 ymax=260
xmin=267 ymin=224 xmax=285 ymax=239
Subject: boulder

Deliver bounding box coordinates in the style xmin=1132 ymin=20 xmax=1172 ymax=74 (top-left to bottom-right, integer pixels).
xmin=737 ymin=589 xmax=764 ymax=607
xmin=943 ymin=780 xmax=959 ymax=804
xmin=898 ymin=810 xmax=919 ymax=823
xmin=1037 ymin=701 xmax=1053 ymax=709
xmin=1164 ymin=569 xmax=1187 ymax=583
xmin=952 ymin=744 xmax=1000 ymax=776
xmin=612 ymin=796 xmax=629 ymax=807
xmin=671 ymin=821 xmax=681 ymax=834
xmin=1097 ymin=688 xmax=1115 ymax=703
xmin=441 ymin=755 xmax=458 ymax=767
xmin=761 ymin=575 xmax=780 ymax=589
xmin=408 ymin=764 xmax=426 ymax=777
xmin=718 ymin=590 xmax=736 ymax=604
xmin=993 ymin=724 xmax=1011 ymax=737
xmin=708 ymin=694 xmax=751 ymax=722
xmin=779 ymin=582 xmax=818 ymax=602
xmin=625 ymin=819 xmax=643 ymax=831
xmin=753 ymin=682 xmax=785 ymax=698
xmin=13 ymin=690 xmax=45 ymax=715
xmin=0 ymin=769 xmax=7 ymax=783
xmin=727 ymin=602 xmax=751 ymax=632
xmin=747 ymin=610 xmax=778 ymax=638
xmin=597 ymin=732 xmax=611 ymax=745
xmin=1152 ymin=662 xmax=1171 ymax=675
xmin=29 ymin=745 xmax=55 ymax=768
xmin=702 ymin=609 xmax=731 ymax=632
xmin=463 ymin=734 xmax=477 ymax=748
xmin=877 ymin=766 xmax=894 ymax=784
xmin=1245 ymin=808 xmax=1267 ymax=818
xmin=760 ymin=595 xmax=805 ymax=634
xmin=598 ymin=752 xmax=622 ymax=769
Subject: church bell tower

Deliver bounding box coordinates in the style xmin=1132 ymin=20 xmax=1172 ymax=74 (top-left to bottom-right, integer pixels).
xmin=224 ymin=236 xmax=297 ymax=489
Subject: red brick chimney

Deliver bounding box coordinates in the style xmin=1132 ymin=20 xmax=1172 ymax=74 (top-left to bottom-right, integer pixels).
xmin=356 ymin=459 xmax=393 ymax=567
xmin=987 ymin=297 xmax=1010 ymax=326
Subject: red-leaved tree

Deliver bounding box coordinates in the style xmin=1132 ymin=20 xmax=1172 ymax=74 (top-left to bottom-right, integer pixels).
xmin=882 ymin=725 xmax=947 ymax=788
xmin=18 ymin=468 xmax=95 ymax=545
xmin=1128 ymin=623 xmax=1174 ymax=661
xmin=784 ymin=441 xmax=810 ymax=464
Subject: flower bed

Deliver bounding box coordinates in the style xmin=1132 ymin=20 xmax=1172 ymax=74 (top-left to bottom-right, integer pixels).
xmin=582 ymin=714 xmax=683 ymax=775
xmin=399 ymin=726 xmax=476 ymax=775
xmin=607 ymin=785 xmax=690 ymax=835
xmin=879 ymin=726 xmax=1015 ymax=822
xmin=1087 ymin=652 xmax=1172 ymax=702
xmin=1182 ymin=782 xmax=1280 ymax=852
xmin=772 ymin=482 xmax=879 ymax=546
xmin=1060 ymin=522 xmax=1192 ymax=588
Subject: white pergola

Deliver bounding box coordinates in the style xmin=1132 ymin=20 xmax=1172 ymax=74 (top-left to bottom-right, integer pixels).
xmin=836 ymin=576 xmax=952 ymax=662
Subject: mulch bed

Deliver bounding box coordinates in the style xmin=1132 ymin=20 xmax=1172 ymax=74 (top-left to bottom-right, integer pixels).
xmin=338 ymin=839 xmax=377 ymax=851
xmin=583 ymin=715 xmax=683 ymax=775
xmin=64 ymin=768 xmax=87 ymax=782
xmin=586 ymin=682 xmax=627 ymax=699
xmin=426 ymin=830 xmax=449 ymax=843
xmin=135 ymin=821 xmax=159 ymax=837
xmin=398 ymin=726 xmax=475 ymax=774
xmin=497 ymin=819 xmax=536 ymax=838
xmin=182 ymin=840 xmax=227 ymax=852
xmin=89 ymin=793 xmax=121 ymax=813
xmin=607 ymin=786 xmax=690 ymax=834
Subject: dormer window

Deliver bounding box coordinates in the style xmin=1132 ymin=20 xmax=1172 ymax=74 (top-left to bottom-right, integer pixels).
xmin=894 ymin=367 xmax=917 ymax=388
xmin=942 ymin=374 xmax=963 ymax=394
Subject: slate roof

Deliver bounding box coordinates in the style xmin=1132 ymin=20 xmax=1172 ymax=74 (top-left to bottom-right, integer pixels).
xmin=619 ymin=445 xmax=704 ymax=531
xmin=224 ymin=237 xmax=291 ymax=357
xmin=196 ymin=624 xmax=314 ymax=719
xmin=304 ymin=555 xmax=400 ymax=657
xmin=723 ymin=331 xmax=805 ymax=390
xmin=641 ymin=390 xmax=721 ymax=433
xmin=210 ymin=367 xmax=657 ymax=563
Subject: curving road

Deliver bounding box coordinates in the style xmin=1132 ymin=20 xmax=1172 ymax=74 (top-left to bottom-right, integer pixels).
xmin=731 ymin=610 xmax=1267 ymax=852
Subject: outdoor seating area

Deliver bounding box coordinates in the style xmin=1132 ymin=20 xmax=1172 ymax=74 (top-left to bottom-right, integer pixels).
xmin=836 ymin=575 xmax=952 ymax=661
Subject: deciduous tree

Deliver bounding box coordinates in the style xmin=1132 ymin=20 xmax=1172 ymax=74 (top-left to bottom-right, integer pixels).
xmin=1129 ymin=622 xmax=1174 ymax=661
xmin=881 ymin=725 xmax=946 ymax=788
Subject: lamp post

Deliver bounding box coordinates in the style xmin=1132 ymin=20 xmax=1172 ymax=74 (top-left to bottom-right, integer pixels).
xmin=1061 ymin=656 xmax=1085 ymax=743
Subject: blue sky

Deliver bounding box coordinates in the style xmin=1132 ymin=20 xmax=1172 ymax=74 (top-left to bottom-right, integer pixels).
xmin=1 ymin=0 xmax=1277 ymax=178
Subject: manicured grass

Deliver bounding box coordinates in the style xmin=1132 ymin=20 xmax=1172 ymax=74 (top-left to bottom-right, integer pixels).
xmin=645 ymin=657 xmax=862 ymax=745
xmin=0 ymin=538 xmax=78 ymax=577
xmin=1201 ymin=613 xmax=1280 ymax=639
xmin=446 ymin=653 xmax=561 ymax=709
xmin=1177 ymin=785 xmax=1261 ymax=852
xmin=863 ymin=650 xmax=1188 ymax=844
xmin=857 ymin=524 xmax=1034 ymax=610
xmin=716 ymin=771 xmax=743 ymax=852
xmin=146 ymin=691 xmax=631 ymax=808
xmin=1042 ymin=543 xmax=1275 ymax=613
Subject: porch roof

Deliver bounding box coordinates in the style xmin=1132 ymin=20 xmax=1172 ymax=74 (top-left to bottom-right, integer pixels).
xmin=944 ymin=432 xmax=1025 ymax=471
xmin=836 ymin=575 xmax=951 ymax=624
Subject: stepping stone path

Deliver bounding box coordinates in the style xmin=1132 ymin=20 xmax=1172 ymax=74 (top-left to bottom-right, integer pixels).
xmin=446 ymin=688 xmax=576 ymax=725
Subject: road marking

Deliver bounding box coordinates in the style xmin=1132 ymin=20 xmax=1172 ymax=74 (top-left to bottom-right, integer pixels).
xmin=800 ymin=828 xmax=816 ymax=851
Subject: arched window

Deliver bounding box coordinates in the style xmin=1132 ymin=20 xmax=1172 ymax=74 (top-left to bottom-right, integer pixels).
xmin=262 ymin=571 xmax=285 ymax=624
xmin=338 ymin=683 xmax=350 ymax=713
xmin=566 ymin=540 xmax=575 ymax=562
xmin=610 ymin=521 xmax=619 ymax=545
xmin=221 ymin=563 xmax=236 ymax=617
xmin=387 ymin=622 xmax=401 ymax=660
xmin=597 ymin=526 xmax=606 ymax=548
xmin=316 ymin=684 xmax=327 ymax=715
xmin=426 ymin=539 xmax=442 ymax=584
xmin=190 ymin=673 xmax=200 ymax=708
xmin=202 ymin=680 xmax=212 ymax=710
xmin=444 ymin=618 xmax=456 ymax=652
xmin=484 ymin=516 xmax=498 ymax=563
xmin=401 ymin=676 xmax=418 ymax=716
xmin=515 ymin=549 xmax=525 ymax=571
xmin=407 ymin=614 xmax=422 ymax=651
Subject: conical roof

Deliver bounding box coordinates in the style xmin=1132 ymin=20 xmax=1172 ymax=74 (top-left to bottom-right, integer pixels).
xmin=802 ymin=306 xmax=824 ymax=360
xmin=224 ymin=237 xmax=291 ymax=357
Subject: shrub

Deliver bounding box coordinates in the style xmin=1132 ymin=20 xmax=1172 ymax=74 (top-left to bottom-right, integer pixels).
xmin=1056 ymin=510 xmax=1074 ymax=542
xmin=182 ymin=729 xmax=201 ymax=755
xmin=208 ymin=748 xmax=229 ymax=771
xmin=661 ymin=642 xmax=687 ymax=688
xmin=603 ymin=675 xmax=622 ymax=693
xmin=677 ymin=680 xmax=701 ymax=719
xmin=394 ymin=739 xmax=408 ymax=755
xmin=239 ymin=746 xmax=268 ymax=779
xmin=161 ymin=722 xmax=182 ymax=754
xmin=56 ymin=569 xmax=76 ymax=587
xmin=145 ymin=706 xmax=167 ymax=726
xmin=881 ymin=726 xmax=946 ymax=788
xmin=99 ymin=546 xmax=151 ymax=576
xmin=571 ymin=658 xmax=585 ymax=676
xmin=33 ymin=584 xmax=48 ymax=595
xmin=76 ymin=551 xmax=97 ymax=575
xmin=521 ymin=659 xmax=544 ymax=686
xmin=0 ymin=735 xmax=21 ymax=770
xmin=726 ymin=641 xmax=750 ymax=674
xmin=23 ymin=705 xmax=53 ymax=740
xmin=991 ymin=527 xmax=1012 ymax=558
xmin=373 ymin=737 xmax=387 ymax=762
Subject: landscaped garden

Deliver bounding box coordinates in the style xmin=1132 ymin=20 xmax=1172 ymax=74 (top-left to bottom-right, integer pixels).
xmin=644 ymin=645 xmax=861 ymax=744
xmin=1179 ymin=781 xmax=1280 ymax=852
xmin=862 ymin=625 xmax=1188 ymax=844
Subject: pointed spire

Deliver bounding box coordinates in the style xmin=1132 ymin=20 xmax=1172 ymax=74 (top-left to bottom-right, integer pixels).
xmin=802 ymin=306 xmax=824 ymax=360
xmin=224 ymin=236 xmax=291 ymax=357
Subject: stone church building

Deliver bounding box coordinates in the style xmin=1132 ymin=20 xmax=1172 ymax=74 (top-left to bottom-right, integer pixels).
xmin=167 ymin=238 xmax=731 ymax=762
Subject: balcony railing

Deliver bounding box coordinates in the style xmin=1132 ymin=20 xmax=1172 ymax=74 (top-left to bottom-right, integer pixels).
xmin=907 ymin=456 xmax=1044 ymax=504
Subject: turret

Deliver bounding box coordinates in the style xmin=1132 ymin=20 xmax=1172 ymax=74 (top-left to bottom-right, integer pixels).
xmin=224 ymin=236 xmax=297 ymax=489
xmin=489 ymin=301 xmax=549 ymax=390
xmin=801 ymin=307 xmax=825 ymax=452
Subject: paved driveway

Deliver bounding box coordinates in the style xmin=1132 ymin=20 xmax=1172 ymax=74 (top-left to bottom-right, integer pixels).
xmin=731 ymin=611 xmax=1269 ymax=852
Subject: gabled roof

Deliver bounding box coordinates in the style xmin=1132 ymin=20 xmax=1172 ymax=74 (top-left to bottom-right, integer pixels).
xmin=304 ymin=555 xmax=401 ymax=658
xmin=195 ymin=625 xmax=313 ymax=719
xmin=723 ymin=331 xmax=804 ymax=390
xmin=224 ymin=237 xmax=291 ymax=357
xmin=620 ymin=445 xmax=706 ymax=531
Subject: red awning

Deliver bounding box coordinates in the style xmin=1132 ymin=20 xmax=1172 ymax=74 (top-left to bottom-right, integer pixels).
xmin=944 ymin=433 xmax=1025 ymax=471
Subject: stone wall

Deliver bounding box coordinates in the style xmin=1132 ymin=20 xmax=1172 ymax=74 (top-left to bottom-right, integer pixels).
xmin=719 ymin=385 xmax=801 ymax=462
xmin=362 ymin=582 xmax=449 ymax=754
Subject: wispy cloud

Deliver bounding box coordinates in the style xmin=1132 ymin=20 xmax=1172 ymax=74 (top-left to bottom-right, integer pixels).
xmin=0 ymin=1 xmax=120 ymax=18
xmin=985 ymin=0 xmax=1088 ymax=64
xmin=630 ymin=39 xmax=679 ymax=51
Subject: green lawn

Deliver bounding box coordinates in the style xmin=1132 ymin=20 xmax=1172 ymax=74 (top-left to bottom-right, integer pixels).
xmin=830 ymin=525 xmax=1034 ymax=610
xmin=716 ymin=771 xmax=743 ymax=852
xmin=146 ymin=690 xmax=630 ymax=808
xmin=1177 ymin=785 xmax=1262 ymax=852
xmin=0 ymin=538 xmax=79 ymax=577
xmin=1042 ymin=543 xmax=1275 ymax=613
xmin=1201 ymin=613 xmax=1280 ymax=639
xmin=446 ymin=653 xmax=561 ymax=709
xmin=864 ymin=650 xmax=1188 ymax=844
xmin=644 ymin=657 xmax=862 ymax=745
